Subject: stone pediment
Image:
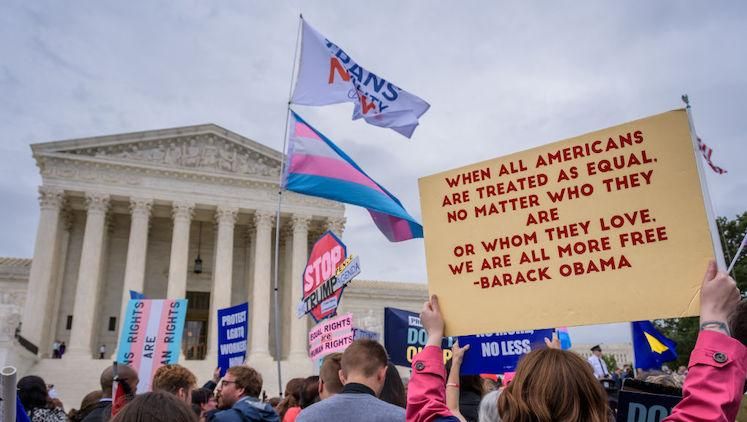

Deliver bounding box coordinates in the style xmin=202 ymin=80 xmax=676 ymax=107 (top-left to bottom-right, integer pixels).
xmin=32 ymin=124 xmax=282 ymax=180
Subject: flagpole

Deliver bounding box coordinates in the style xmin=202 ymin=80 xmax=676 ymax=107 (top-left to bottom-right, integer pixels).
xmin=727 ymin=231 xmax=747 ymax=274
xmin=682 ymin=95 xmax=727 ymax=270
xmin=270 ymin=13 xmax=303 ymax=397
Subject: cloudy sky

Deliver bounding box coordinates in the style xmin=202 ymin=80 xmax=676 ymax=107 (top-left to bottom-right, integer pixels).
xmin=1 ymin=1 xmax=745 ymax=344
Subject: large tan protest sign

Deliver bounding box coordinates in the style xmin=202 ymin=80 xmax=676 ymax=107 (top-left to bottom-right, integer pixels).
xmin=419 ymin=110 xmax=721 ymax=336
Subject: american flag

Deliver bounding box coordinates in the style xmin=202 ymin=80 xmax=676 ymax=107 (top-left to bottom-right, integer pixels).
xmin=697 ymin=137 xmax=727 ymax=174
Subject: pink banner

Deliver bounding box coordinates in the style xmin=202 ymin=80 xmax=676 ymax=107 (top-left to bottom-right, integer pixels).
xmin=308 ymin=313 xmax=354 ymax=360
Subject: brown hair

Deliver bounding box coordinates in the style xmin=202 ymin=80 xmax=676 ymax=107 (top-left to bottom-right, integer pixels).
xmin=69 ymin=390 xmax=104 ymax=421
xmin=276 ymin=377 xmax=304 ymax=419
xmin=152 ymin=364 xmax=197 ymax=395
xmin=319 ymin=353 xmax=343 ymax=395
xmin=111 ymin=391 xmax=197 ymax=422
xmin=299 ymin=376 xmax=320 ymax=408
xmin=379 ymin=363 xmax=406 ymax=408
xmin=227 ymin=366 xmax=263 ymax=398
xmin=341 ymin=340 xmax=388 ymax=377
xmin=497 ymin=348 xmax=609 ymax=422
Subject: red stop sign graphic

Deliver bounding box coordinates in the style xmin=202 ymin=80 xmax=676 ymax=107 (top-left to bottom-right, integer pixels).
xmin=304 ymin=231 xmax=347 ymax=321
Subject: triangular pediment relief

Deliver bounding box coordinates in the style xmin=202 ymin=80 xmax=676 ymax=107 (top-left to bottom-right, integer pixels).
xmin=33 ymin=125 xmax=282 ymax=179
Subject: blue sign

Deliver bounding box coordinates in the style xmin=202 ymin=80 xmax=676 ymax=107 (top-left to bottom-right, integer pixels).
xmin=217 ymin=302 xmax=249 ymax=377
xmin=457 ymin=329 xmax=553 ymax=375
xmin=616 ymin=390 xmax=681 ymax=422
xmin=384 ymin=307 xmax=455 ymax=367
xmin=353 ymin=328 xmax=379 ymax=341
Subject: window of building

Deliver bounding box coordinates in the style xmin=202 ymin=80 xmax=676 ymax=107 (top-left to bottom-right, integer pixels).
xmin=108 ymin=317 xmax=117 ymax=331
xmin=66 ymin=315 xmax=73 ymax=330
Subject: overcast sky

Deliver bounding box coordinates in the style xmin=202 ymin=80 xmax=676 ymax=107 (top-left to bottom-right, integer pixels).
xmin=1 ymin=1 xmax=745 ymax=344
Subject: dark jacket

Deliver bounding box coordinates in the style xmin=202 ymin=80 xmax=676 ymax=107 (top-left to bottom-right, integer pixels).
xmin=80 ymin=400 xmax=112 ymax=422
xmin=210 ymin=396 xmax=279 ymax=422
xmin=458 ymin=390 xmax=481 ymax=422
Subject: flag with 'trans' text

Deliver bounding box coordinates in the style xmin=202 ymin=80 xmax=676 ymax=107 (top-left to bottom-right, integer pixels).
xmin=283 ymin=111 xmax=423 ymax=242
xmin=291 ymin=19 xmax=430 ymax=138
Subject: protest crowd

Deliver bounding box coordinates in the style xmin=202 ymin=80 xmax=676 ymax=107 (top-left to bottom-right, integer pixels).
xmin=11 ymin=260 xmax=747 ymax=422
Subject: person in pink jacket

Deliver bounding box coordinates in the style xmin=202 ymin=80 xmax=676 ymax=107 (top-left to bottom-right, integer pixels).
xmin=665 ymin=260 xmax=746 ymax=421
xmin=405 ymin=294 xmax=461 ymax=422
xmin=407 ymin=260 xmax=746 ymax=422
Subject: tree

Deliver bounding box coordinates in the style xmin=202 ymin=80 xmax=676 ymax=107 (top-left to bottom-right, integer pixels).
xmin=655 ymin=212 xmax=747 ymax=369
xmin=602 ymin=354 xmax=618 ymax=371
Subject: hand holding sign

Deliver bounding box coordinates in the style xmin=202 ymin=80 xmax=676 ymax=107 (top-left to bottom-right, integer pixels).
xmin=421 ymin=295 xmax=445 ymax=347
xmin=699 ymin=260 xmax=740 ymax=335
xmin=544 ymin=332 xmax=561 ymax=349
xmin=451 ymin=340 xmax=470 ymax=366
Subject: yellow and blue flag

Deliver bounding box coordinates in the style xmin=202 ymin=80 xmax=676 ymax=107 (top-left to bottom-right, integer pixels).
xmin=631 ymin=321 xmax=677 ymax=370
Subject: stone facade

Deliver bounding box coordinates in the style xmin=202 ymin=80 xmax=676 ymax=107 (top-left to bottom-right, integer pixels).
xmin=0 ymin=124 xmax=429 ymax=407
xmin=0 ymin=258 xmax=29 ymax=344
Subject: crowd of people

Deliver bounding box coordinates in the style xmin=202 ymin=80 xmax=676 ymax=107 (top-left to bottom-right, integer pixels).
xmin=13 ymin=261 xmax=747 ymax=421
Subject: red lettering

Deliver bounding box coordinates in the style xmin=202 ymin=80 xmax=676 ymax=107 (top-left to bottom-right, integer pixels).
xmin=328 ymin=57 xmax=350 ymax=84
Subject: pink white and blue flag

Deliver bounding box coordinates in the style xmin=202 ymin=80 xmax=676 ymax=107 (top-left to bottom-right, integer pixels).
xmin=116 ymin=299 xmax=187 ymax=393
xmin=283 ymin=111 xmax=423 ymax=242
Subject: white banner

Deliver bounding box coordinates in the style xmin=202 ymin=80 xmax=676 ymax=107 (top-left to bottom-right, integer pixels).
xmin=291 ymin=19 xmax=430 ymax=138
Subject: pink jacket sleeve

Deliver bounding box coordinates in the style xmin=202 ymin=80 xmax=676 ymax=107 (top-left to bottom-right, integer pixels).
xmin=405 ymin=345 xmax=455 ymax=422
xmin=665 ymin=330 xmax=747 ymax=422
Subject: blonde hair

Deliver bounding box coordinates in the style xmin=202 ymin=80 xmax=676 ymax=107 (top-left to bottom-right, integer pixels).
xmin=498 ymin=348 xmax=609 ymax=422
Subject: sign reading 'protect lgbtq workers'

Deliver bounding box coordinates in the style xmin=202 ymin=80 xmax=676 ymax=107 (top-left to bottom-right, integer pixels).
xmin=419 ymin=110 xmax=720 ymax=336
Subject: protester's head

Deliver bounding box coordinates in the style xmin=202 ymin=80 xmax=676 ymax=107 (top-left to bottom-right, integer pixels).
xmin=677 ymin=365 xmax=687 ymax=376
xmin=284 ymin=377 xmax=304 ymax=403
xmin=379 ymin=363 xmax=406 ymax=408
xmin=152 ymin=364 xmax=197 ymax=403
xmin=498 ymin=348 xmax=609 ymax=422
xmin=299 ymin=376 xmax=320 ymax=409
xmin=268 ymin=396 xmax=281 ymax=409
xmin=729 ymin=298 xmax=747 ymax=346
xmin=111 ymin=391 xmax=198 ymax=422
xmin=318 ymin=353 xmax=343 ymax=399
xmin=480 ymin=375 xmax=499 ymax=393
xmin=645 ymin=374 xmax=684 ymax=389
xmin=340 ymin=339 xmax=389 ymax=395
xmin=276 ymin=377 xmax=304 ymax=419
xmin=69 ymin=390 xmax=104 ymax=422
xmin=190 ymin=387 xmax=216 ymax=417
xmin=216 ymin=366 xmax=262 ymax=409
xmin=460 ymin=374 xmax=484 ymax=396
xmin=478 ymin=390 xmax=501 ymax=422
xmin=100 ymin=364 xmax=139 ymax=398
xmin=17 ymin=375 xmax=49 ymax=412
xmin=590 ymin=344 xmax=602 ymax=357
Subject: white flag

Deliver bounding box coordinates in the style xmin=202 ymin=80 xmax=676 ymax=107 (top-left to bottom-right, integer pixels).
xmin=291 ymin=19 xmax=430 ymax=138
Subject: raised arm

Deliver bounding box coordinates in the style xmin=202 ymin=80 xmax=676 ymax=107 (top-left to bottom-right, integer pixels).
xmin=665 ymin=260 xmax=746 ymax=422
xmin=446 ymin=341 xmax=470 ymax=422
xmin=406 ymin=295 xmax=460 ymax=422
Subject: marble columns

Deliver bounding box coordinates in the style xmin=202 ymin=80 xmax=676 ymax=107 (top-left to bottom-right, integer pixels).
xmin=249 ymin=211 xmax=273 ymax=358
xmin=289 ymin=215 xmax=310 ymax=358
xmin=21 ymin=187 xmax=65 ymax=352
xmin=207 ymin=206 xmax=238 ymax=359
xmin=117 ymin=198 xmax=153 ymax=335
xmin=67 ymin=192 xmax=110 ymax=357
xmin=167 ymin=202 xmax=194 ymax=299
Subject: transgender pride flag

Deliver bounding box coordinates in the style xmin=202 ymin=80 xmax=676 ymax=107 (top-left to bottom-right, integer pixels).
xmin=283 ymin=111 xmax=423 ymax=242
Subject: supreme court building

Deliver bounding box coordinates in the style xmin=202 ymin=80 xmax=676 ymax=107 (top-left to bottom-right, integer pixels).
xmin=0 ymin=124 xmax=427 ymax=406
